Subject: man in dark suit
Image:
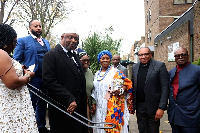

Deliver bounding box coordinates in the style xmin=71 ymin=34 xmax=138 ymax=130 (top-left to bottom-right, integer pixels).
xmin=131 ymin=47 xmax=169 ymax=133
xmin=13 ymin=19 xmax=51 ymax=133
xmin=112 ymin=54 xmax=128 ymax=77
xmin=42 ymin=33 xmax=87 ymax=133
xmin=168 ymin=47 xmax=200 ymax=133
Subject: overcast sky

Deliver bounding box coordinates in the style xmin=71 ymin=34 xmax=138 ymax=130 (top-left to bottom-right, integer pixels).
xmin=16 ymin=0 xmax=145 ymax=55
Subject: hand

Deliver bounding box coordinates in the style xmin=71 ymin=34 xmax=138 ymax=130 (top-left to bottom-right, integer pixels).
xmin=67 ymin=101 xmax=77 ymax=114
xmin=22 ymin=65 xmax=28 ymax=69
xmin=155 ymin=108 xmax=164 ymax=121
xmin=90 ymin=104 xmax=96 ymax=115
xmin=110 ymin=89 xmax=120 ymax=96
xmin=24 ymin=69 xmax=35 ymax=79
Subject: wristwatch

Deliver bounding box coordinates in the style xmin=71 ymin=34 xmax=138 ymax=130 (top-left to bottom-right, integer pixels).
xmin=25 ymin=73 xmax=31 ymax=82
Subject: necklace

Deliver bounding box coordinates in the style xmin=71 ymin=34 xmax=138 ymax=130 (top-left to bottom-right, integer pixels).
xmin=97 ymin=66 xmax=111 ymax=81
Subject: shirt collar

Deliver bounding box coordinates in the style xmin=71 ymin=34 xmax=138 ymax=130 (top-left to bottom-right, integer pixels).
xmin=176 ymin=62 xmax=189 ymax=70
xmin=59 ymin=44 xmax=74 ymax=54
xmin=30 ymin=34 xmax=42 ymax=39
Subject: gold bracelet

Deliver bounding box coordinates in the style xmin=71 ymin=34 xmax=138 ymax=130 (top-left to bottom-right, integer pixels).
xmin=25 ymin=73 xmax=31 ymax=82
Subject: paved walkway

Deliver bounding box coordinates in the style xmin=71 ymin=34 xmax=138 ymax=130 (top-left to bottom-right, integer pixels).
xmin=46 ymin=110 xmax=172 ymax=133
xmin=129 ymin=111 xmax=172 ymax=133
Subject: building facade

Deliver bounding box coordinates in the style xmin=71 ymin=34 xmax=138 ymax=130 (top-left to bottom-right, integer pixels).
xmin=154 ymin=0 xmax=200 ymax=70
xmin=145 ymin=0 xmax=193 ymax=46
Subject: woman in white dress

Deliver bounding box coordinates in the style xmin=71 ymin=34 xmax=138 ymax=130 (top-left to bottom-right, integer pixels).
xmin=92 ymin=50 xmax=134 ymax=133
xmin=0 ymin=24 xmax=38 ymax=133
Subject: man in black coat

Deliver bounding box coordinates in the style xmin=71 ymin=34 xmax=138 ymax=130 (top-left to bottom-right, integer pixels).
xmin=42 ymin=33 xmax=87 ymax=133
xmin=132 ymin=47 xmax=169 ymax=133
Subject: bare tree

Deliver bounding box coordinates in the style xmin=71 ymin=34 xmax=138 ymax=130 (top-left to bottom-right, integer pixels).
xmin=0 ymin=0 xmax=19 ymax=24
xmin=15 ymin=0 xmax=70 ymax=38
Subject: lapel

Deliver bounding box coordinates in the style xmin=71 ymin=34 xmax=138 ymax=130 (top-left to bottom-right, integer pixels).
xmin=117 ymin=64 xmax=121 ymax=70
xmin=56 ymin=44 xmax=79 ymax=76
xmin=145 ymin=59 xmax=155 ymax=85
xmin=73 ymin=52 xmax=81 ymax=68
xmin=42 ymin=39 xmax=51 ymax=51
xmin=134 ymin=63 xmax=140 ymax=89
xmin=28 ymin=35 xmax=38 ymax=60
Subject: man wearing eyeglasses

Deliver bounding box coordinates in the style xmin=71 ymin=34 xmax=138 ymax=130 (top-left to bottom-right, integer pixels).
xmin=168 ymin=47 xmax=200 ymax=133
xmin=131 ymin=47 xmax=169 ymax=133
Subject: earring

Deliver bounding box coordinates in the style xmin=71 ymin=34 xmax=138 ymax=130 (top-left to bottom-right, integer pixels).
xmin=3 ymin=45 xmax=7 ymax=48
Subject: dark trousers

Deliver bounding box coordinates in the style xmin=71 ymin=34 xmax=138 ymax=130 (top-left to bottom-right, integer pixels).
xmin=171 ymin=123 xmax=200 ymax=133
xmin=30 ymin=81 xmax=47 ymax=128
xmin=136 ymin=102 xmax=160 ymax=133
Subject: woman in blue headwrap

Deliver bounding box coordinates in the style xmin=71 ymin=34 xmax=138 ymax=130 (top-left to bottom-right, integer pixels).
xmin=91 ymin=50 xmax=134 ymax=133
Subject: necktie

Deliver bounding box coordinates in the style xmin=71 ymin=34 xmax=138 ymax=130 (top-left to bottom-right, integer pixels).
xmin=67 ymin=51 xmax=73 ymax=58
xmin=36 ymin=38 xmax=44 ymax=46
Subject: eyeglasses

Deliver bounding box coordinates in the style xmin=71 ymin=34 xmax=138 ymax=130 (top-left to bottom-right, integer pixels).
xmin=138 ymin=53 xmax=150 ymax=57
xmin=174 ymin=53 xmax=188 ymax=58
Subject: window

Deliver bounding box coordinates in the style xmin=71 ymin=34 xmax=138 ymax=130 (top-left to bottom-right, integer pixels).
xmin=149 ymin=29 xmax=151 ymax=41
xmin=149 ymin=9 xmax=151 ymax=21
xmin=174 ymin=0 xmax=193 ymax=4
xmin=147 ymin=0 xmax=148 ymax=5
xmin=147 ymin=13 xmax=148 ymax=24
xmin=187 ymin=0 xmax=193 ymax=3
xmin=147 ymin=31 xmax=149 ymax=43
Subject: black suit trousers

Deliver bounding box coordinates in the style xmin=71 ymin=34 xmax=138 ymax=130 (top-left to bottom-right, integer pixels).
xmin=136 ymin=102 xmax=160 ymax=133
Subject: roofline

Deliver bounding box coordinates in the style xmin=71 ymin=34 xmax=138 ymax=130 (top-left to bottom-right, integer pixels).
xmin=154 ymin=0 xmax=198 ymax=42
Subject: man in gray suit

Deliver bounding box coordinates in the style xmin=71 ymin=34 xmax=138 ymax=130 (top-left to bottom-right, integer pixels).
xmin=132 ymin=47 xmax=169 ymax=133
xmin=112 ymin=54 xmax=128 ymax=77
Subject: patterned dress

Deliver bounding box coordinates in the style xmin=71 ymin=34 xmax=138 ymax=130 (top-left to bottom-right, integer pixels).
xmin=92 ymin=67 xmax=133 ymax=133
xmin=0 ymin=59 xmax=38 ymax=133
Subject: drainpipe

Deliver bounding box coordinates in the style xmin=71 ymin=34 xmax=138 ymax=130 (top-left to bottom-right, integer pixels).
xmin=190 ymin=35 xmax=193 ymax=62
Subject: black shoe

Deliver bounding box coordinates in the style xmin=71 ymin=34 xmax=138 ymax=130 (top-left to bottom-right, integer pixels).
xmin=38 ymin=127 xmax=50 ymax=133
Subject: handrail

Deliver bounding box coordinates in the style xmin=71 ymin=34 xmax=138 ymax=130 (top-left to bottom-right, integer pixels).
xmin=28 ymin=83 xmax=116 ymax=129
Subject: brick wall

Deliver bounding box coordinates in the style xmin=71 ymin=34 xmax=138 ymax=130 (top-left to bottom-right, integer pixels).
xmin=193 ymin=1 xmax=200 ymax=61
xmin=144 ymin=0 xmax=193 ymax=46
xmin=154 ymin=21 xmax=190 ymax=71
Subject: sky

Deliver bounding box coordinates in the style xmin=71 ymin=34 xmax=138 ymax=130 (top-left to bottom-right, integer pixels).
xmin=16 ymin=0 xmax=145 ymax=55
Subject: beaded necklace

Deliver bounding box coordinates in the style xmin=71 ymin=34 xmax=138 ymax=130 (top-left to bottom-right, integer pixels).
xmin=97 ymin=65 xmax=111 ymax=81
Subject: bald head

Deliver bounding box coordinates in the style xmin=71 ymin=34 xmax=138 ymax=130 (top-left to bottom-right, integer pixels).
xmin=174 ymin=47 xmax=188 ymax=55
xmin=112 ymin=54 xmax=120 ymax=67
xmin=174 ymin=47 xmax=189 ymax=67
xmin=60 ymin=33 xmax=79 ymax=51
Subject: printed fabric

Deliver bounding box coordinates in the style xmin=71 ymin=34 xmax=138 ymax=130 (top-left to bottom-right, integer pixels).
xmin=0 ymin=59 xmax=38 ymax=133
xmin=105 ymin=70 xmax=133 ymax=133
xmin=92 ymin=68 xmax=133 ymax=133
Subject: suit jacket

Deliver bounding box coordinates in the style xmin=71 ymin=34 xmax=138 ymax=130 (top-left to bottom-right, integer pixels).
xmin=117 ymin=64 xmax=128 ymax=77
xmin=42 ymin=44 xmax=87 ymax=133
xmin=13 ymin=35 xmax=50 ymax=83
xmin=13 ymin=35 xmax=51 ymax=72
xmin=168 ymin=63 xmax=200 ymax=127
xmin=132 ymin=59 xmax=169 ymax=115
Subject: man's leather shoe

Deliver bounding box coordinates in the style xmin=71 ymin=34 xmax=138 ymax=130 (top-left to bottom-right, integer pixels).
xmin=38 ymin=127 xmax=50 ymax=133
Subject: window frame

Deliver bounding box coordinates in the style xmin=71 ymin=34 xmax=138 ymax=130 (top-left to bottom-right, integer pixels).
xmin=173 ymin=0 xmax=193 ymax=4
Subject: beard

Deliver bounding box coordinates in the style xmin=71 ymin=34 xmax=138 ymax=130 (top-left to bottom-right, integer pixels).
xmin=31 ymin=29 xmax=42 ymax=38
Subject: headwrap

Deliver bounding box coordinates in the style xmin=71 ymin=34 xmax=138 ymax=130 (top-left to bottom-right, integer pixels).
xmin=79 ymin=52 xmax=88 ymax=59
xmin=97 ymin=50 xmax=112 ymax=63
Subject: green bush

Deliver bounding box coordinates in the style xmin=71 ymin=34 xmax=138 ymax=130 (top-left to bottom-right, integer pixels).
xmin=192 ymin=58 xmax=200 ymax=66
